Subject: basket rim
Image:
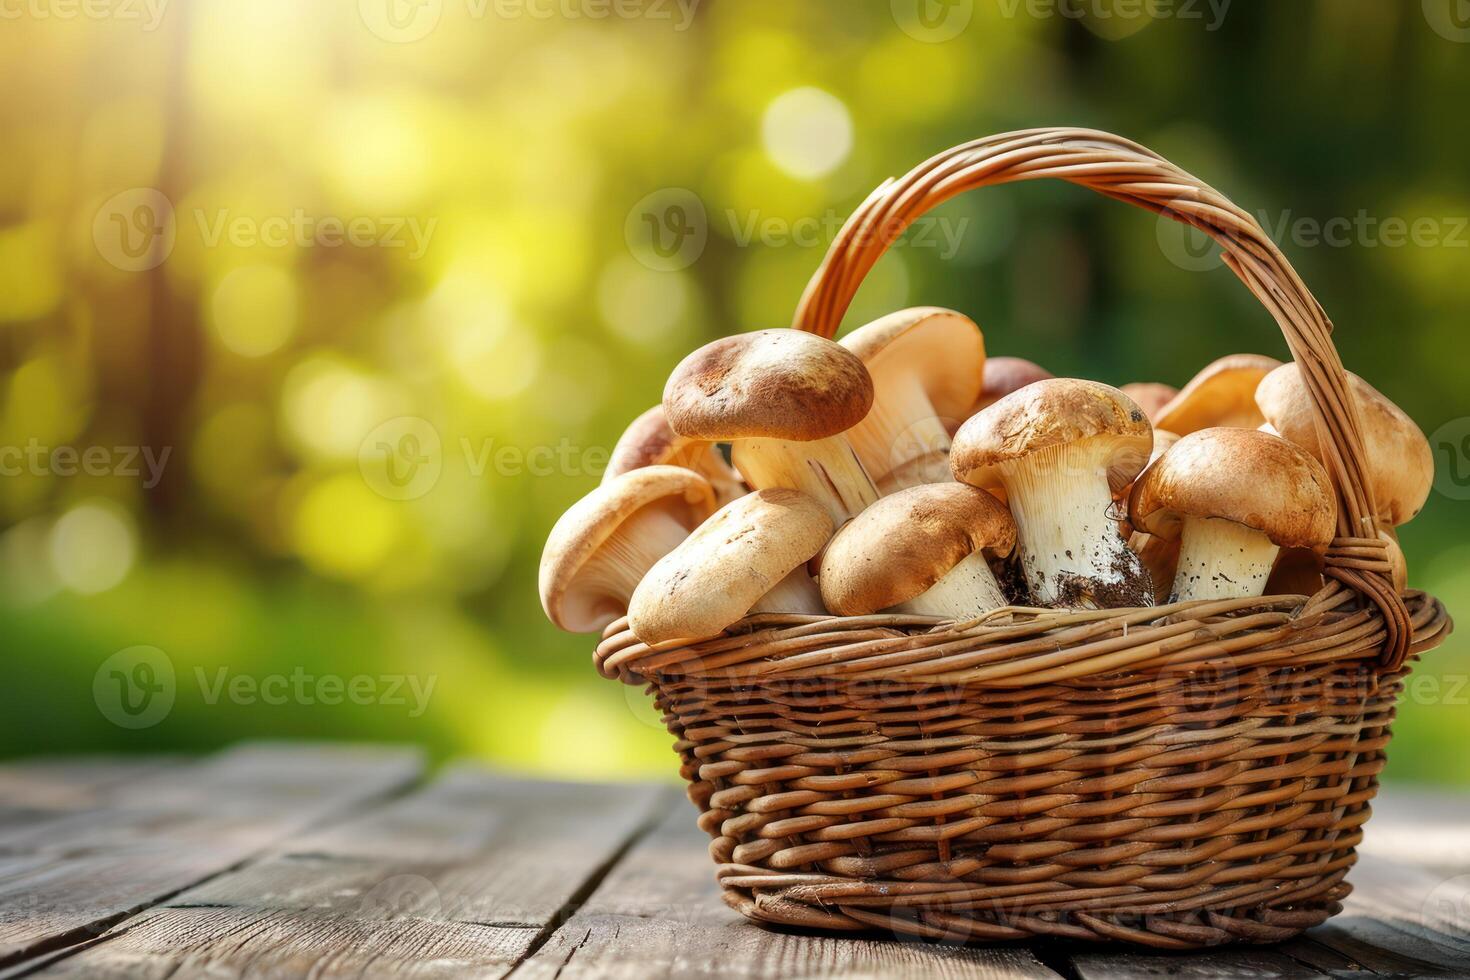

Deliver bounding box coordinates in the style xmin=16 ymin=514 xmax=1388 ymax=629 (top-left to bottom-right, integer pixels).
xmin=596 ymin=586 xmax=1450 ymax=689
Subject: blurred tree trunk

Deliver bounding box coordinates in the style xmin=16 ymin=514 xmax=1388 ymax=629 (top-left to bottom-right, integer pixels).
xmin=142 ymin=1 xmax=199 ymax=523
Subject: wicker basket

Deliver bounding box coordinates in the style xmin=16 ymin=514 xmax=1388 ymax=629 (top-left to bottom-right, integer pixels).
xmin=595 ymin=128 xmax=1453 ymax=949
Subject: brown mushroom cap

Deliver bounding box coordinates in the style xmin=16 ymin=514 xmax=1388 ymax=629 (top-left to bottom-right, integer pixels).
xmin=1154 ymin=353 xmax=1281 ymax=435
xmin=973 ymin=357 xmax=1054 ymax=415
xmin=1121 ymin=382 xmax=1179 ymax=424
xmin=628 ymin=488 xmax=832 ymax=644
xmin=539 ymin=465 xmax=717 ymax=632
xmin=839 ymin=307 xmax=984 ymax=421
xmin=1129 ymin=427 xmax=1336 ymax=552
xmin=605 ymin=405 xmax=702 ymax=480
xmin=1254 ymin=363 xmax=1433 ymax=526
xmin=818 ymin=483 xmax=1015 ymax=616
xmin=603 ymin=404 xmax=742 ymax=497
xmin=663 ymin=329 xmax=874 ymax=442
xmin=951 ymin=379 xmax=1152 ymax=494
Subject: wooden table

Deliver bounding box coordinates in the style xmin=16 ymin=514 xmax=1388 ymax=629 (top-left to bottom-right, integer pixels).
xmin=1 ymin=743 xmax=1467 ymax=979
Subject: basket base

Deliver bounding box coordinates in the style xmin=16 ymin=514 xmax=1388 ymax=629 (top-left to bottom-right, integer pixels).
xmin=717 ymin=868 xmax=1350 ymax=949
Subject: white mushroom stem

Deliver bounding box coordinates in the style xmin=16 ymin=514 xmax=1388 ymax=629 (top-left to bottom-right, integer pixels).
xmin=846 ymin=373 xmax=953 ymax=492
xmin=1001 ymin=445 xmax=1152 ymax=609
xmin=579 ymin=508 xmax=693 ymax=606
xmin=888 ymin=550 xmax=1007 ymax=619
xmin=733 ymin=436 xmax=879 ymax=526
xmin=750 ymin=569 xmax=826 ymax=615
xmin=1171 ymin=516 xmax=1280 ymax=602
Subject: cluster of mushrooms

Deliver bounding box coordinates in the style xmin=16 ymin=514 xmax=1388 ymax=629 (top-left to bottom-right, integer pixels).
xmin=541 ymin=308 xmax=1432 ymax=647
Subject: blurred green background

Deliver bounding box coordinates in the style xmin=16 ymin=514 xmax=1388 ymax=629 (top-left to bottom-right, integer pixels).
xmin=1 ymin=0 xmax=1466 ymax=782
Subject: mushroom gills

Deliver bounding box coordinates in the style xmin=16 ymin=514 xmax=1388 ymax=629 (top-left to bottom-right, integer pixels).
xmin=732 ymin=436 xmax=879 ymax=525
xmin=750 ymin=568 xmax=826 ymax=615
xmin=888 ymin=550 xmax=1007 ymax=619
xmin=574 ymin=507 xmax=696 ymax=606
xmin=1002 ymin=444 xmax=1153 ymax=609
xmin=846 ymin=372 xmax=954 ymax=492
xmin=1171 ymin=516 xmax=1280 ymax=602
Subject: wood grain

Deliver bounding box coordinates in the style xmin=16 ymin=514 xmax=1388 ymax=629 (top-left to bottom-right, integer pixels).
xmin=20 ymin=764 xmax=671 ymax=979
xmin=0 ymin=743 xmax=423 ymax=969
xmin=509 ymin=803 xmax=1062 ymax=980
xmin=5 ymin=746 xmax=1470 ymax=979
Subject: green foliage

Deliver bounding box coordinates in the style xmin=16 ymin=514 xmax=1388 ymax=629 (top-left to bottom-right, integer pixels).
xmin=0 ymin=1 xmax=1465 ymax=780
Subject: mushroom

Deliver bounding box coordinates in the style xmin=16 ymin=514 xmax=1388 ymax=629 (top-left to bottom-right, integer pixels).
xmin=1129 ymin=427 xmax=1336 ymax=602
xmin=539 ymin=465 xmax=716 ymax=633
xmin=972 ymin=356 xmax=1054 ymax=415
xmin=1120 ymin=382 xmax=1178 ymax=424
xmin=951 ymin=379 xmax=1154 ymax=609
xmin=628 ymin=488 xmax=832 ymax=645
xmin=663 ymin=329 xmax=879 ymax=525
xmin=1255 ymin=363 xmax=1433 ymax=529
xmin=1119 ymin=429 xmax=1181 ymax=603
xmin=819 ymin=483 xmax=1015 ymax=619
xmin=1154 ymin=353 xmax=1281 ymax=435
xmin=839 ymin=308 xmax=985 ymax=493
xmin=604 ymin=404 xmax=746 ymax=505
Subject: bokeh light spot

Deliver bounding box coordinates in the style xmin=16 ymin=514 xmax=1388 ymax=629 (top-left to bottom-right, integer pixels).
xmin=761 ymin=87 xmax=853 ymax=180
xmin=48 ymin=501 xmax=136 ymax=595
xmin=291 ymin=474 xmax=400 ymax=580
xmin=282 ymin=356 xmax=398 ymax=460
xmin=210 ymin=264 xmax=298 ymax=357
xmin=596 ymin=257 xmax=691 ymax=350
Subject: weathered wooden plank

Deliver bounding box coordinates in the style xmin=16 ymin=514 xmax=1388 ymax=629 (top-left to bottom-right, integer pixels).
xmin=1070 ymin=947 xmax=1328 ymax=979
xmin=510 ymin=802 xmax=1062 ymax=980
xmin=9 ymin=906 xmax=538 ymax=980
xmin=1303 ymin=853 xmax=1470 ymax=978
xmin=20 ymin=766 xmax=672 ymax=979
xmin=0 ymin=757 xmax=177 ymax=841
xmin=0 ymin=757 xmax=176 ymax=810
xmin=1358 ymin=787 xmax=1470 ymax=875
xmin=0 ymin=743 xmax=423 ymax=970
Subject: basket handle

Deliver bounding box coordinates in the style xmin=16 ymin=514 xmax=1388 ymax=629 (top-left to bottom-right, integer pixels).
xmin=793 ymin=127 xmax=1411 ymax=670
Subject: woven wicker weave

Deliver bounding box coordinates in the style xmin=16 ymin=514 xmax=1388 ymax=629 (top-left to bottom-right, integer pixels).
xmin=595 ymin=128 xmax=1452 ymax=948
